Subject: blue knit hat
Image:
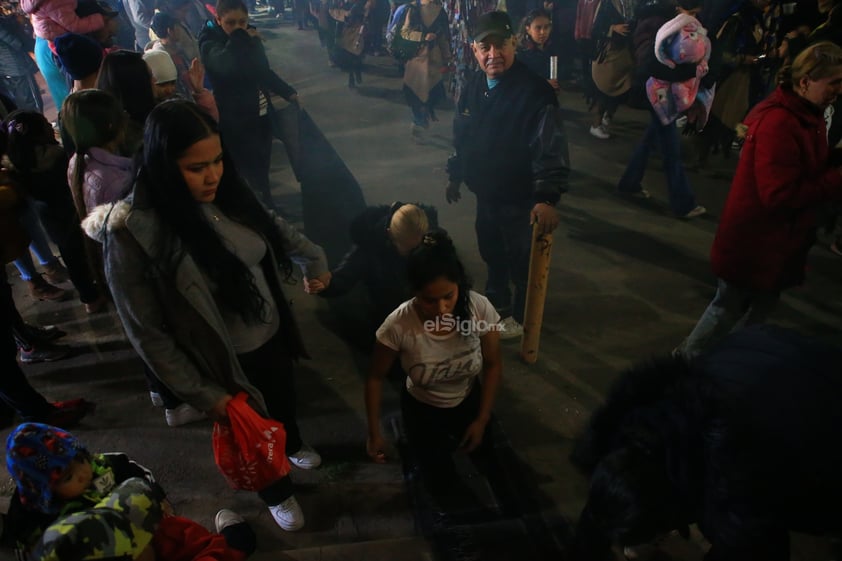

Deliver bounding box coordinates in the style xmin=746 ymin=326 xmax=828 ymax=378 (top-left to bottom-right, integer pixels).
xmin=54 ymin=33 xmax=104 ymax=81
xmin=6 ymin=423 xmax=88 ymax=514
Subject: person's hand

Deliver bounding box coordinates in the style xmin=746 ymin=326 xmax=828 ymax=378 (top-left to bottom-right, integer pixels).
xmin=208 ymin=394 xmax=233 ymax=423
xmin=531 ymin=202 xmax=560 ymax=235
xmin=367 ymin=434 xmax=387 ymax=463
xmin=187 ymin=58 xmax=205 ymax=93
xmin=610 ymin=23 xmax=630 ymax=36
xmin=460 ymin=419 xmax=487 ymax=453
xmin=548 ymin=78 xmax=560 ymax=91
xmin=424 ymin=32 xmax=436 ymax=41
xmin=304 ymin=271 xmax=331 ymax=294
xmin=246 ymin=27 xmax=260 ymax=38
xmin=446 ymin=180 xmax=461 ymax=203
xmin=289 ymin=93 xmax=300 ymax=106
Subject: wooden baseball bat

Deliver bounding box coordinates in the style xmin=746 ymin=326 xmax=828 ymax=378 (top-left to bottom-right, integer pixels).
xmin=520 ymin=222 xmax=553 ymax=364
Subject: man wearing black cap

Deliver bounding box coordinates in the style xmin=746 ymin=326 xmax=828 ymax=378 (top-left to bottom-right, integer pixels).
xmin=445 ymin=10 xmax=569 ymax=339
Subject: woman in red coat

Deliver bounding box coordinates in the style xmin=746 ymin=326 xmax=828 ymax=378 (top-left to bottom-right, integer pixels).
xmin=678 ymin=41 xmax=842 ymax=359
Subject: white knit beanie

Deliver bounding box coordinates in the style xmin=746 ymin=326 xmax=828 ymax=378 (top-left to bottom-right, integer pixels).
xmin=142 ymin=50 xmax=178 ymax=84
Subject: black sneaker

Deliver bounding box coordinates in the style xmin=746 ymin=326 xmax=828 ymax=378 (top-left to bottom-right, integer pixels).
xmin=21 ymin=323 xmax=67 ymax=344
xmin=19 ymin=344 xmax=71 ymax=363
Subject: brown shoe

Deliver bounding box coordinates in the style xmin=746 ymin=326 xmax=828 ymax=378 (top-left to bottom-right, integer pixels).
xmin=43 ymin=261 xmax=69 ymax=284
xmin=27 ymin=275 xmax=69 ymax=302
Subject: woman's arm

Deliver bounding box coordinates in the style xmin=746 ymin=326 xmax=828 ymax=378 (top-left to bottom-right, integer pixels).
xmin=318 ymin=245 xmax=367 ymax=298
xmin=365 ymin=341 xmax=399 ymax=462
xmin=200 ymin=28 xmax=261 ymax=79
xmin=461 ymin=330 xmax=502 ymax=452
xmin=269 ymin=211 xmax=329 ymax=278
xmin=753 ymin=112 xmax=842 ymax=209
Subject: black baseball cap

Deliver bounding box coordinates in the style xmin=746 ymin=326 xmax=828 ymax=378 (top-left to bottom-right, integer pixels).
xmin=473 ymin=11 xmax=513 ymax=42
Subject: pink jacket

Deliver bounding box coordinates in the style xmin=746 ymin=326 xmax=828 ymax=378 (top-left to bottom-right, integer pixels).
xmin=21 ymin=0 xmax=104 ymax=41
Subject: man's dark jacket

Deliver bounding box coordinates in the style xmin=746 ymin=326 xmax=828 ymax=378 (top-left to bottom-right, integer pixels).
xmin=447 ymin=60 xmax=569 ymax=205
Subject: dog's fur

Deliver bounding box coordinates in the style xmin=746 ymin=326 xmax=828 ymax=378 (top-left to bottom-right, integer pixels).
xmin=571 ymin=326 xmax=842 ymax=561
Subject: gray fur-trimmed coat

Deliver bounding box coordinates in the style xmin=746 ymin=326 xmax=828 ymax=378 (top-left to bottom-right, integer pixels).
xmin=82 ymin=190 xmax=328 ymax=416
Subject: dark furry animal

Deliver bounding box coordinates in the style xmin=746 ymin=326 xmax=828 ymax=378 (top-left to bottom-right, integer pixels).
xmin=571 ymin=325 xmax=842 ymax=561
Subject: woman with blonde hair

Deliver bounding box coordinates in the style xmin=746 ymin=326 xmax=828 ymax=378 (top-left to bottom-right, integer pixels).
xmin=677 ymin=41 xmax=842 ymax=359
xmin=311 ymin=202 xmax=439 ymax=332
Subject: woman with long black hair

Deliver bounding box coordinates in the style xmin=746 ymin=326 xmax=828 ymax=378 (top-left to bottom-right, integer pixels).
xmin=83 ymin=100 xmax=331 ymax=532
xmin=364 ymin=231 xmax=505 ymax=512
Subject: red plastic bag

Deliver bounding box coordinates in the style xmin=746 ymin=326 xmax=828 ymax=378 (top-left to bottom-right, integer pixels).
xmin=212 ymin=393 xmax=290 ymax=491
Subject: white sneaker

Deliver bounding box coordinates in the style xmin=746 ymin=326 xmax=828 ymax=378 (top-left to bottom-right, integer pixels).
xmin=269 ymin=496 xmax=305 ymax=531
xmin=288 ymin=443 xmax=321 ymax=469
xmin=149 ymin=392 xmax=163 ymax=407
xmin=214 ymin=508 xmax=246 ymax=533
xmin=601 ymin=112 xmax=611 ymax=127
xmin=683 ymin=205 xmax=707 ymax=219
xmin=165 ymin=403 xmax=206 ymax=427
xmin=589 ymin=125 xmax=610 ymax=139
xmin=498 ymin=316 xmax=524 ymax=340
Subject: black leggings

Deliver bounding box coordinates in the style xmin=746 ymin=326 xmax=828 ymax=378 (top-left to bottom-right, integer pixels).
xmin=237 ymin=331 xmax=302 ymax=506
xmin=400 ymin=383 xmax=502 ymax=503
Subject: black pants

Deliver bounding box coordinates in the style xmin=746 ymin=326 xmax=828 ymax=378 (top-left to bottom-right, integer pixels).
xmin=223 ymin=116 xmax=275 ymax=210
xmin=474 ymin=197 xmax=532 ymax=323
xmin=29 ymin=198 xmax=99 ymax=303
xmin=142 ymin=365 xmax=184 ymax=409
xmin=237 ymin=331 xmax=301 ymax=505
xmin=0 ymin=268 xmax=54 ymax=420
xmin=401 ymin=384 xmax=503 ymax=508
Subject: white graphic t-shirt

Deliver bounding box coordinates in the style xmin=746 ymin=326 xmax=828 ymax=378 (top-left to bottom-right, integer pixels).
xmin=376 ymin=291 xmax=501 ymax=408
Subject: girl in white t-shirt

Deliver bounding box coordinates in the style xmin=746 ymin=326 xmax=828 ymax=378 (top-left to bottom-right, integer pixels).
xmin=365 ymin=230 xmax=503 ymax=504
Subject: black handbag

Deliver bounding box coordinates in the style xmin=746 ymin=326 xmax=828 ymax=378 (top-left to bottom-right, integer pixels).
xmin=389 ymin=30 xmax=419 ymax=61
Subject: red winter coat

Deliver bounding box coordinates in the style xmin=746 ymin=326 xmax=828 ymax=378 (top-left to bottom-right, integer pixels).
xmin=710 ymin=86 xmax=842 ymax=291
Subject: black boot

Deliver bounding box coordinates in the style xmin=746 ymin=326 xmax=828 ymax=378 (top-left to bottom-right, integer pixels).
xmin=354 ymin=68 xmax=362 ymax=84
xmin=348 ymin=72 xmax=356 ymax=88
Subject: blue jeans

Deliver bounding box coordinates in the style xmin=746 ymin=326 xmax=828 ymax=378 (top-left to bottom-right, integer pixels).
xmin=618 ymin=110 xmax=697 ymax=216
xmin=34 ymin=37 xmax=69 ymax=111
xmin=475 ymin=197 xmax=533 ymax=323
xmin=14 ymin=203 xmax=58 ymax=281
xmin=678 ymin=278 xmax=780 ymax=359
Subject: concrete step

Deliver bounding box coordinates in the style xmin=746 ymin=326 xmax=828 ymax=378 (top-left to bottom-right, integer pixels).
xmin=251 ymin=536 xmax=434 ymax=561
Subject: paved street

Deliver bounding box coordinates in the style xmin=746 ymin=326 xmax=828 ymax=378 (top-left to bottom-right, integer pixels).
xmin=4 ymin=14 xmax=842 ymax=561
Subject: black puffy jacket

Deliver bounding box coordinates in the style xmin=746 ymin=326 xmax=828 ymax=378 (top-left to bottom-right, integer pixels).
xmin=447 ymin=61 xmax=569 ymax=205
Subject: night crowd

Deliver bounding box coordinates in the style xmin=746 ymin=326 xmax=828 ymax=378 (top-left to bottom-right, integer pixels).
xmin=0 ymin=0 xmax=841 ymax=558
